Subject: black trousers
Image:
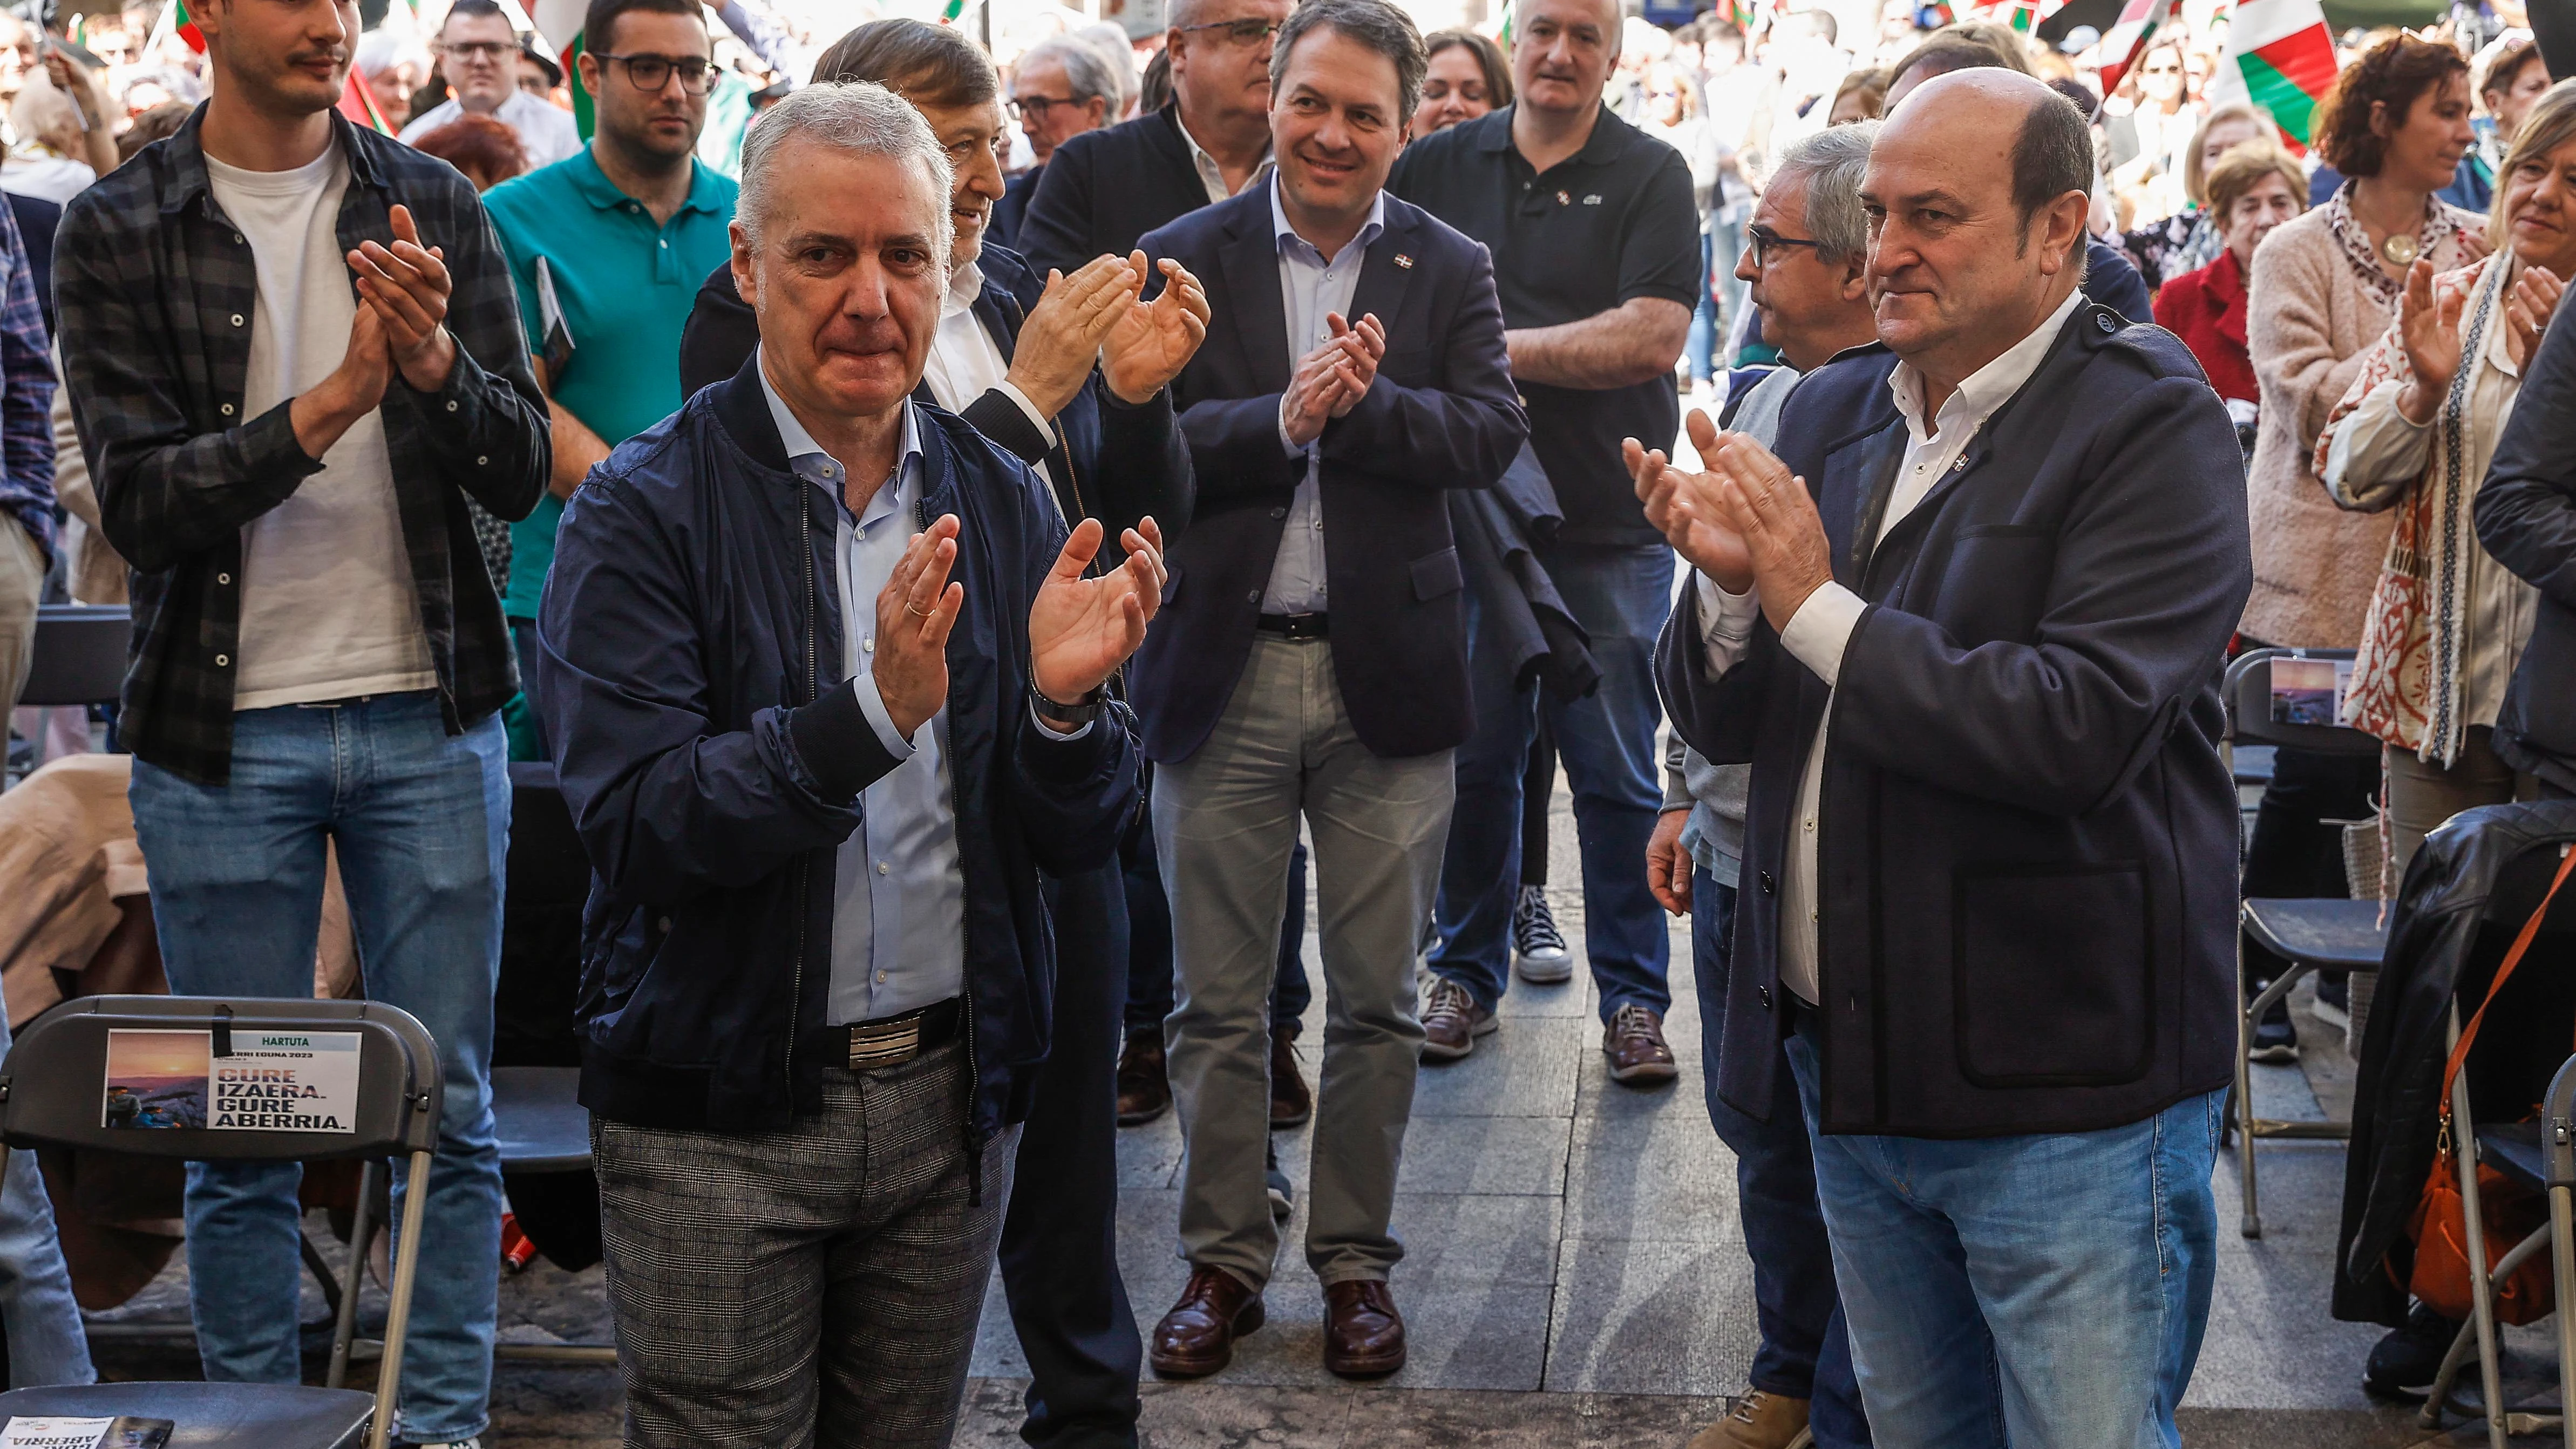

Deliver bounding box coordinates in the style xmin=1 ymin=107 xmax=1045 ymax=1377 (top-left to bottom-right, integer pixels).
xmin=1003 ymin=863 xmax=1143 ymax=1448
xmin=2241 ymin=743 xmax=2381 ymax=981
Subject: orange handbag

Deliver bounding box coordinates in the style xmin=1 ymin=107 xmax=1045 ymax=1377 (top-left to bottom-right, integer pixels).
xmin=2405 ymin=845 xmax=2576 ymax=1326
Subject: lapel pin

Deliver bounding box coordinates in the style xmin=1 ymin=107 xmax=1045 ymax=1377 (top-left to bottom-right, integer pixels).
xmin=1394 ymin=253 xmax=1415 ymax=269
xmin=1556 ymin=189 xmax=1572 ymax=206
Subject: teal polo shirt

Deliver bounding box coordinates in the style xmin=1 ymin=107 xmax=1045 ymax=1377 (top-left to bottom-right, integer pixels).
xmin=483 ymin=149 xmax=739 ymax=620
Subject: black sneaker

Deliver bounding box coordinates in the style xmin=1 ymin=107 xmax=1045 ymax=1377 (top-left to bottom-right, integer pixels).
xmin=1512 ymin=885 xmax=1573 ymax=985
xmin=1267 ymin=1139 xmax=1293 ymax=1223
xmin=2249 ymin=993 xmax=2299 ymax=1064
xmin=2363 ymin=1301 xmax=2462 ymax=1402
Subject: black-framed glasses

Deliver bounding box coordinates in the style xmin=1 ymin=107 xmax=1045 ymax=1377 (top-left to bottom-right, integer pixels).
xmin=1177 ymin=18 xmax=1283 ymax=46
xmin=1010 ymin=94 xmax=1084 ymax=119
xmin=1746 ymin=224 xmax=1822 ymax=269
xmin=437 ymin=39 xmax=513 ymax=61
xmin=595 ymin=51 xmax=716 ymax=94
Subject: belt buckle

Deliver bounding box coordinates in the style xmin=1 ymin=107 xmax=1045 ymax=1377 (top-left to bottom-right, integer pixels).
xmin=849 ymin=1012 xmax=922 ymax=1069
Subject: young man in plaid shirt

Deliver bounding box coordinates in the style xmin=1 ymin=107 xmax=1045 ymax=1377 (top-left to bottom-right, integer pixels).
xmin=55 ymin=0 xmax=549 ymax=1440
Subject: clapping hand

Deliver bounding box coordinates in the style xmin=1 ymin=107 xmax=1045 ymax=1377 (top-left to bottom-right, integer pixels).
xmin=1030 ymin=515 xmax=1168 ymax=712
xmin=2506 ymin=264 xmax=2565 ymax=369
xmin=1279 ymin=312 xmax=1383 ymax=446
xmin=1009 ymin=255 xmax=1138 ymax=418
xmin=1701 ymin=426 xmax=1834 ymax=634
xmin=875 ymin=516 xmax=966 ymax=741
xmin=2394 ymin=258 xmax=2467 ymax=424
xmin=1324 ymin=311 xmax=1384 ymax=418
xmin=1102 ymin=253 xmax=1212 ymax=404
xmin=1626 ymin=410 xmax=1752 ymax=590
xmin=348 ymin=205 xmax=458 ymax=394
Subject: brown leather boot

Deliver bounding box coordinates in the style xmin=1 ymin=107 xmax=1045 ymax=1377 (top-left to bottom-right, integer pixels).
xmin=1148 ymin=1265 xmax=1265 ymax=1378
xmin=1603 ymin=1003 xmax=1679 ymax=1086
xmin=1322 ymin=1278 xmax=1407 ymax=1377
xmin=1685 ymin=1389 xmax=1813 ymax=1449
xmin=1269 ymin=1024 xmax=1312 ymax=1128
xmin=1116 ymin=1033 xmax=1171 ymax=1126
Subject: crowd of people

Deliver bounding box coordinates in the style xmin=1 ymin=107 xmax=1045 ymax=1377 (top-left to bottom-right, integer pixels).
xmin=1 ymin=0 xmax=2575 ymax=1446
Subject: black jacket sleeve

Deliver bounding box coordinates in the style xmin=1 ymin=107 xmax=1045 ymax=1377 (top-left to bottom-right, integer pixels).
xmin=679 ymin=261 xmax=760 ymax=400
xmin=2478 ymin=303 xmax=2576 ymax=609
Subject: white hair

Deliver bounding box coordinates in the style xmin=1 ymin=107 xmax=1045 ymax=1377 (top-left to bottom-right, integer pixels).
xmin=737 ymin=81 xmax=955 ymax=271
xmin=1021 ymin=33 xmax=1120 ymax=108
xmin=355 ymin=27 xmax=432 ymax=82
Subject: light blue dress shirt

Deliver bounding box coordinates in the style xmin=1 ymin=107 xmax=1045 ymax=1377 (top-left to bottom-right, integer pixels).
xmin=759 ymin=359 xmax=968 ymax=1026
xmin=1262 ymin=175 xmax=1385 ymax=616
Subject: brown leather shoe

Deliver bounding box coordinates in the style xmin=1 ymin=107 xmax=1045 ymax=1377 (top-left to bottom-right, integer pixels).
xmin=1322 ymin=1278 xmax=1406 ymax=1378
xmin=1685 ymin=1389 xmax=1813 ymax=1449
xmin=1603 ymin=1003 xmax=1679 ymax=1086
xmin=1148 ymin=1265 xmax=1264 ymax=1378
xmin=1269 ymin=1024 xmax=1312 ymax=1127
xmin=1419 ymin=976 xmax=1496 ymax=1062
xmin=1116 ymin=1033 xmax=1171 ymax=1126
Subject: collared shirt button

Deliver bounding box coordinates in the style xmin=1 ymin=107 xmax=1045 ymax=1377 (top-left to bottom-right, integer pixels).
xmin=863 ymin=638 xmax=874 ymax=652
xmin=217 ymin=572 xmax=230 ymax=585
xmin=220 ymin=403 xmax=234 ymax=416
xmin=229 ymin=313 xmax=245 ymax=327
xmin=1246 ymin=590 xmax=1261 ymax=603
xmin=446 ymin=400 xmax=459 ymax=412
xmin=477 ymin=455 xmax=489 ymax=466
xmin=875 ymin=969 xmax=888 ymax=983
xmin=214 ymin=653 xmax=228 ymax=666
xmin=1803 ymin=817 xmax=1816 ymax=832
xmin=878 ymin=861 xmax=891 ymax=876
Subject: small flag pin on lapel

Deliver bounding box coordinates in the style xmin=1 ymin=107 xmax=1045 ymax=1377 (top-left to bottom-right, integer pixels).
xmin=1394 ymin=253 xmax=1414 ymax=269
xmin=1556 ymin=190 xmax=1572 ymax=205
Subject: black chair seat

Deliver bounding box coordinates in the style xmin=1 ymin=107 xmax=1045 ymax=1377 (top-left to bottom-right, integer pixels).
xmin=2233 ymin=744 xmax=2276 ymax=788
xmin=0 ymin=1382 xmax=372 ymax=1448
xmin=2241 ymin=897 xmax=2389 ymax=972
xmin=2481 ymin=1121 xmax=2547 ymax=1193
xmin=492 ymin=1064 xmax=590 ymax=1173
xmin=19 ymin=604 xmax=131 ymax=709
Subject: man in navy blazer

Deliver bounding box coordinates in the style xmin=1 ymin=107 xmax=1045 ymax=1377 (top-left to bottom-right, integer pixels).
xmin=1639 ymin=73 xmax=2246 ymax=1444
xmin=1126 ymin=0 xmax=1526 ymax=1383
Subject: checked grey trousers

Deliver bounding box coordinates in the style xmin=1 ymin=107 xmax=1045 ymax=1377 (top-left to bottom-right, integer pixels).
xmin=593 ymin=1042 xmax=1019 ymax=1448
xmin=1156 ymin=634 xmax=1454 ymax=1291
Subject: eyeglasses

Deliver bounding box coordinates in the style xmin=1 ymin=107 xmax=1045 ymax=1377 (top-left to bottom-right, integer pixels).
xmin=1745 ymin=223 xmax=1823 ymax=269
xmin=1177 ymin=18 xmax=1283 ymax=46
xmin=438 ymin=40 xmax=514 ymax=61
xmin=595 ymin=51 xmax=716 ymax=94
xmin=1010 ymin=94 xmax=1084 ymax=119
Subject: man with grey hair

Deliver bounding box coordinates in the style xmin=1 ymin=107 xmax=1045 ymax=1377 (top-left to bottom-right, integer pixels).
xmin=1646 ymin=120 xmax=1880 ymax=1449
xmin=532 ymin=80 xmax=1169 ymax=1448
xmin=996 ymin=34 xmax=1119 ymax=249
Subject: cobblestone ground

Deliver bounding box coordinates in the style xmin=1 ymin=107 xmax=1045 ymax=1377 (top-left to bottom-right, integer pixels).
xmin=80 ymin=784 xmax=2532 ymax=1445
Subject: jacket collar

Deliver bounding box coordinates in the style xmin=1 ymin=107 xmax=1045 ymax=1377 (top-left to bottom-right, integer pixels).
xmin=1212 ymin=179 xmax=1424 ymax=386
xmin=156 ymin=101 xmax=390 ymax=217
xmin=711 ymin=349 xmax=963 ymax=516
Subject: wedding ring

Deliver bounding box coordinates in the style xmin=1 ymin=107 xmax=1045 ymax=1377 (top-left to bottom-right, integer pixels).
xmin=905 ymin=602 xmax=933 ymax=618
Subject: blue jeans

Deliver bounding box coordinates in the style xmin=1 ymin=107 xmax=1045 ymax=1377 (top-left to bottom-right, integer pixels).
xmin=0 ymin=1009 xmax=96 ymax=1389
xmin=1436 ymin=542 xmax=1671 ymax=1023
xmin=1123 ymin=808 xmax=1311 ymax=1036
xmin=131 ymin=691 xmax=509 ymax=1445
xmin=1691 ymin=872 xmax=1866 ymax=1446
xmin=1785 ymin=1020 xmax=2221 ymax=1449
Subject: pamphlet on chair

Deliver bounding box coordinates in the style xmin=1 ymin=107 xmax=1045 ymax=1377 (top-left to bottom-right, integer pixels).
xmin=100 ymin=1028 xmax=362 ymax=1133
xmin=0 ymin=1418 xmax=174 ymax=1449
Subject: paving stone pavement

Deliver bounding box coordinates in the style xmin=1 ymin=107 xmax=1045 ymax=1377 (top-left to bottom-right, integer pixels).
xmin=76 ymin=788 xmax=2543 ymax=1445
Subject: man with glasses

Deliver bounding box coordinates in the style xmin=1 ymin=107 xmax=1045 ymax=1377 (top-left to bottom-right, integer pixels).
xmin=480 ymin=0 xmax=733 ymax=759
xmin=399 ymin=0 xmax=580 ymax=168
xmin=1016 ymin=0 xmax=1288 ymax=278
xmin=1646 ymin=123 xmax=1880 ymax=1449
xmin=994 ymin=35 xmax=1117 ymax=249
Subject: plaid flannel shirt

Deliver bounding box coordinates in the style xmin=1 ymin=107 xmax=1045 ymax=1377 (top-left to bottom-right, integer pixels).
xmin=56 ymin=107 xmax=550 ymax=785
xmin=0 ymin=194 xmax=57 ymax=564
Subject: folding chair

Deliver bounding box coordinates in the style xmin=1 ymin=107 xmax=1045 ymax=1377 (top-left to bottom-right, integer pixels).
xmin=0 ymin=996 xmax=444 ymax=1449
xmin=2541 ymin=1051 xmax=2576 ymax=1449
xmin=2414 ymin=837 xmax=2576 ymax=1446
xmin=2221 ymin=647 xmax=2388 ymax=1239
xmin=17 ymin=604 xmax=129 ymax=708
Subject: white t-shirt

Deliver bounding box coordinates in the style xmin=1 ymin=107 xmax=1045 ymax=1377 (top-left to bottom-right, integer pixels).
xmin=207 ymin=141 xmax=436 ymax=711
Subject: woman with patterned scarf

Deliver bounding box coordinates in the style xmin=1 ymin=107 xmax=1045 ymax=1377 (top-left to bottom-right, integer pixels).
xmin=2317 ymin=80 xmax=2576 ymax=873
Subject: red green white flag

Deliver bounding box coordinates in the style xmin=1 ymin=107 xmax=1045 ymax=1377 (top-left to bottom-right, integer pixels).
xmin=161 ymin=0 xmax=205 ymax=55
xmin=1971 ymin=0 xmax=2059 ymax=33
xmin=338 ymin=65 xmax=394 ymax=132
xmin=2094 ymin=0 xmax=2174 ymax=99
xmin=528 ymin=0 xmax=592 ymax=140
xmin=2208 ymin=0 xmax=2337 ymax=154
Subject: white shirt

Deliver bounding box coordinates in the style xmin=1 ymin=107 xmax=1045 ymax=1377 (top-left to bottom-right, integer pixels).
xmin=1176 ymin=112 xmax=1272 ymax=204
xmin=0 ymin=153 xmax=94 ymax=206
xmin=1262 ymin=176 xmax=1383 ymax=615
xmin=399 ymin=90 xmax=584 ymax=170
xmin=208 ymin=140 xmax=436 ymax=711
xmin=916 ymin=260 xmax=1062 ymax=521
xmin=1698 ymin=286 xmax=2085 ymax=1004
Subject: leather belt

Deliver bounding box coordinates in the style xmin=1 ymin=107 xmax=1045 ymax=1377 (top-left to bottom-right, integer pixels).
xmin=1256 ymin=612 xmax=1329 ymax=640
xmin=847 ymin=996 xmax=963 ymax=1069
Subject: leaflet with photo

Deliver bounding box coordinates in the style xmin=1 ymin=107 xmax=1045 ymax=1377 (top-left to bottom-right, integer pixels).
xmin=0 ymin=1416 xmax=174 ymax=1448
xmin=100 ymin=1028 xmax=362 ymax=1133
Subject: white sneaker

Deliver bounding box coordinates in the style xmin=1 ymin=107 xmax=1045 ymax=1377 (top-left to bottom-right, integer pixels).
xmin=1512 ymin=885 xmax=1574 ymax=985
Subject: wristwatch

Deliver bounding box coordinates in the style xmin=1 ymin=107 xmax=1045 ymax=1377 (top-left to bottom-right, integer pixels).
xmin=1032 ymin=677 xmax=1105 ymax=730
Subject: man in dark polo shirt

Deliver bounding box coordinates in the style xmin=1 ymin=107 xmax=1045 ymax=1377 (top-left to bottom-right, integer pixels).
xmin=1388 ymin=0 xmax=1698 ymax=1083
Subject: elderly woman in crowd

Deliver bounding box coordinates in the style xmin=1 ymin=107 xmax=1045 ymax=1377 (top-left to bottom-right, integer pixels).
xmin=2156 ymin=139 xmax=2306 ymax=447
xmin=1416 ymin=28 xmax=1508 ymax=134
xmin=2126 ymin=100 xmax=2271 ymax=288
xmin=2239 ymin=32 xmax=2483 ymax=1064
xmin=2316 ymin=80 xmax=2576 ymax=870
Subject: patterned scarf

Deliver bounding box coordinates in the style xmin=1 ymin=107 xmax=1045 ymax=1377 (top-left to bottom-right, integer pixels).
xmin=2326 ymin=180 xmax=2465 ymax=309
